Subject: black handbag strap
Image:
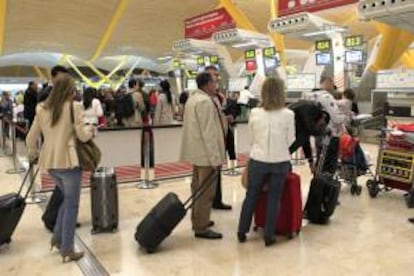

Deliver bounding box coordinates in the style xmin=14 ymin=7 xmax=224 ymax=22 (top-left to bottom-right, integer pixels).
xmin=16 ymin=164 xmax=40 ymax=200
xmin=183 ymin=168 xmax=219 ymax=211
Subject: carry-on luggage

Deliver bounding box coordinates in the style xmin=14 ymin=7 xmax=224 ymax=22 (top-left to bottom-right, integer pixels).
xmin=254 ymin=172 xmax=302 ymax=238
xmin=135 ymin=169 xmax=218 ymax=253
xmin=41 ymin=186 xmax=64 ymax=232
xmin=90 ymin=167 xmax=118 ymax=234
xmin=305 ymin=135 xmax=341 ymax=224
xmin=0 ymin=165 xmax=38 ymax=246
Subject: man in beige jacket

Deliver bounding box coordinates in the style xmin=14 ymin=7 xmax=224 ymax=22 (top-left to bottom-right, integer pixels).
xmin=180 ymin=72 xmax=226 ymax=240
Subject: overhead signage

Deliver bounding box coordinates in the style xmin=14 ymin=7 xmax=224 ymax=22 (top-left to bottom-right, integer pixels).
xmin=345 ymin=35 xmax=363 ymax=48
xmin=245 ymin=49 xmax=256 ymax=60
xmin=315 ymin=40 xmax=331 ymax=52
xmin=185 ymin=8 xmax=236 ymax=40
xmin=278 ymin=0 xmax=359 ymax=16
xmin=263 ymin=47 xmax=276 ymax=58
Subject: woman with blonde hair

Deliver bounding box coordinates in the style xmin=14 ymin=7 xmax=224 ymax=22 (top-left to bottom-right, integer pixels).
xmin=26 ymin=74 xmax=96 ymax=262
xmin=237 ymin=77 xmax=295 ymax=247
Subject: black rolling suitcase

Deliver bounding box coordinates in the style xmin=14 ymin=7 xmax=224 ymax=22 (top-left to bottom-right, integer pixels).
xmin=90 ymin=167 xmax=118 ymax=234
xmin=305 ymin=135 xmax=341 ymax=224
xmin=0 ymin=165 xmax=38 ymax=246
xmin=135 ymin=169 xmax=218 ymax=253
xmin=41 ymin=186 xmax=64 ymax=232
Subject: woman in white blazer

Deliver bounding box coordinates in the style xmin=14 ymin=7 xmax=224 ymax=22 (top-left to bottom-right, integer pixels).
xmin=26 ymin=74 xmax=95 ymax=262
xmin=237 ymin=77 xmax=295 ymax=247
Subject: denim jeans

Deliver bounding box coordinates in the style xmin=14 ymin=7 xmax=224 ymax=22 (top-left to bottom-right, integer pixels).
xmin=238 ymin=159 xmax=290 ymax=238
xmin=48 ymin=167 xmax=82 ymax=252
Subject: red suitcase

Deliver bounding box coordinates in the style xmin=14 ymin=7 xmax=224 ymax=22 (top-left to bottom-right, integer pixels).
xmin=254 ymin=172 xmax=302 ymax=238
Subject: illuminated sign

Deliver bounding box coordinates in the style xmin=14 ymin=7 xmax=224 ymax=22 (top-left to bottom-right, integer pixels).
xmin=173 ymin=60 xmax=181 ymax=68
xmin=245 ymin=49 xmax=256 ymax=60
xmin=315 ymin=40 xmax=331 ymax=52
xmin=345 ymin=35 xmax=363 ymax=48
xmin=210 ymin=55 xmax=219 ymax=64
xmin=197 ymin=57 xmax=205 ymax=65
xmin=263 ymin=47 xmax=276 ymax=58
xmin=245 ymin=60 xmax=257 ymax=71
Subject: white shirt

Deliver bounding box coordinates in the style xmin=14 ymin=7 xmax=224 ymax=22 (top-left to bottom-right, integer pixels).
xmin=249 ymin=107 xmax=295 ymax=163
xmin=302 ymin=90 xmax=346 ymax=137
xmin=238 ymin=89 xmax=254 ymax=105
xmin=83 ymin=98 xmax=103 ymax=125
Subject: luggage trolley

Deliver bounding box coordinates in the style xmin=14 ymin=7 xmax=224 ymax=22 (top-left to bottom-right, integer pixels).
xmin=366 ymin=124 xmax=414 ymax=198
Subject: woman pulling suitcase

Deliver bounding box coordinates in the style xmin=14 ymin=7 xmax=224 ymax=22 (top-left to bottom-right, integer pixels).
xmin=26 ymin=74 xmax=97 ymax=263
xmin=237 ymin=77 xmax=295 ymax=247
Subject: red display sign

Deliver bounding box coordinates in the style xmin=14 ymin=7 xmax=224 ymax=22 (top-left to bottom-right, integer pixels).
xmin=245 ymin=60 xmax=257 ymax=71
xmin=185 ymin=8 xmax=236 ymax=40
xmin=278 ymin=0 xmax=358 ymax=17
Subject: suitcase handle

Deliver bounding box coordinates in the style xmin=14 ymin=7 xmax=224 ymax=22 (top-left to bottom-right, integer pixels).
xmin=183 ymin=168 xmax=219 ymax=211
xmin=315 ymin=135 xmax=331 ymax=177
xmin=16 ymin=163 xmax=40 ymax=200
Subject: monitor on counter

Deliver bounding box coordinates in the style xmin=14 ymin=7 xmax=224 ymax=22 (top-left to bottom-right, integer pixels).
xmin=345 ymin=50 xmax=363 ymax=64
xmin=316 ymin=53 xmax=332 ymax=66
xmin=186 ymin=79 xmax=197 ymax=91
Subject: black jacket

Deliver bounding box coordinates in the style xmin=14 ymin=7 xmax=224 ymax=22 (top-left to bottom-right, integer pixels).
xmin=288 ymin=100 xmax=329 ymax=161
xmin=23 ymin=88 xmax=38 ymax=122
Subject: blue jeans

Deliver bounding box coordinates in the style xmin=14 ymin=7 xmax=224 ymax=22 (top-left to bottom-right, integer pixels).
xmin=48 ymin=167 xmax=82 ymax=252
xmin=238 ymin=159 xmax=290 ymax=238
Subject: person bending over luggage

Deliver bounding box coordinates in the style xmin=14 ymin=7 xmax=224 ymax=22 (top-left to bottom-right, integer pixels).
xmin=237 ymin=77 xmax=295 ymax=247
xmin=180 ymin=72 xmax=226 ymax=240
xmin=288 ymin=100 xmax=330 ymax=173
xmin=26 ymin=74 xmax=96 ymax=263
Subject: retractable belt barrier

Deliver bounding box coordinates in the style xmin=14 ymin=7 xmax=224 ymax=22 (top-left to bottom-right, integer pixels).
xmin=4 ymin=119 xmax=25 ymax=174
xmin=137 ymin=125 xmax=158 ymax=189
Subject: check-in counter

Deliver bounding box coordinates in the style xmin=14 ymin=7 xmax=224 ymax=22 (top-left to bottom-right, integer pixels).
xmin=96 ymin=122 xmax=250 ymax=168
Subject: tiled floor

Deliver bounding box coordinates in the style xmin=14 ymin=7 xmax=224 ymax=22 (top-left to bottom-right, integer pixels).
xmin=1 ymin=144 xmax=414 ymax=276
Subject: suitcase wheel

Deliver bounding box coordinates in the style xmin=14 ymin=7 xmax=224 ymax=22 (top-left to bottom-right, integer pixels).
xmin=253 ymin=226 xmax=259 ymax=232
xmin=366 ymin=179 xmax=379 ymax=198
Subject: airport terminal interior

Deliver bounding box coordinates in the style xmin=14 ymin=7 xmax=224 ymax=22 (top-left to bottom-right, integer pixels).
xmin=1 ymin=0 xmax=414 ymax=275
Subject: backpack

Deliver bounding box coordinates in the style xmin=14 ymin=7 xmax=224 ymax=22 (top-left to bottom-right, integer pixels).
xmin=116 ymin=93 xmax=135 ymax=118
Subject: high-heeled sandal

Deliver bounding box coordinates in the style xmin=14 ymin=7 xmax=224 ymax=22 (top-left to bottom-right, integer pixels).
xmin=61 ymin=250 xmax=84 ymax=263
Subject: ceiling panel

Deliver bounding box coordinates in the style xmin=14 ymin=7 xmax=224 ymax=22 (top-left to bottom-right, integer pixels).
xmin=4 ymin=0 xmax=119 ymax=59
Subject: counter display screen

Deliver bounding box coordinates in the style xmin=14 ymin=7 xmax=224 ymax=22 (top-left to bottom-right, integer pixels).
xmin=316 ymin=53 xmax=332 ymax=65
xmin=315 ymin=40 xmax=331 ymax=52
xmin=345 ymin=50 xmax=363 ymax=64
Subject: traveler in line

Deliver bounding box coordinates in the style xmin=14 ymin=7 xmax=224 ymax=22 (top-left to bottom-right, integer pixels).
xmin=82 ymin=87 xmax=103 ymax=126
xmin=238 ymin=77 xmax=295 ymax=247
xmin=205 ymin=65 xmax=232 ymax=210
xmin=26 ymin=74 xmax=96 ymax=262
xmin=154 ymin=80 xmax=174 ymax=125
xmin=180 ymin=72 xmax=226 ymax=240
xmin=23 ymin=81 xmax=38 ymax=128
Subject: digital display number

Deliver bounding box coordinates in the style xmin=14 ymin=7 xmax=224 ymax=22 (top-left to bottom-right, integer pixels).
xmin=197 ymin=57 xmax=205 ymax=65
xmin=263 ymin=47 xmax=276 ymax=58
xmin=173 ymin=60 xmax=181 ymax=68
xmin=345 ymin=35 xmax=363 ymax=48
xmin=245 ymin=49 xmax=256 ymax=59
xmin=315 ymin=40 xmax=331 ymax=52
xmin=210 ymin=55 xmax=219 ymax=64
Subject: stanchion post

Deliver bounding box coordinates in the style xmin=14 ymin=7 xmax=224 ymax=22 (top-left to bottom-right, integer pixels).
xmin=137 ymin=127 xmax=158 ymax=189
xmin=6 ymin=121 xmax=25 ymax=174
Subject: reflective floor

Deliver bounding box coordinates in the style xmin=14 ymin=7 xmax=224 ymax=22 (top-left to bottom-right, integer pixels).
xmin=1 ymin=144 xmax=414 ymax=276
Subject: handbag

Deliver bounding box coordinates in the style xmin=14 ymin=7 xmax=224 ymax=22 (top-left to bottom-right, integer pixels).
xmin=70 ymin=102 xmax=101 ymax=171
